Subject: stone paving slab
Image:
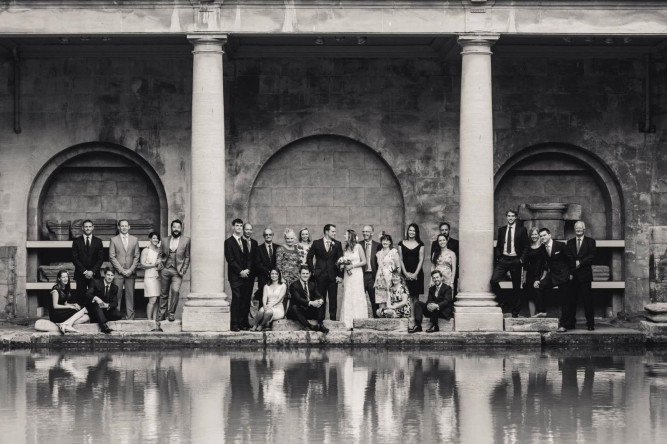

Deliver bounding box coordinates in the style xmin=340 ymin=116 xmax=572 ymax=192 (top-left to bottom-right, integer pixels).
xmin=639 ymin=321 xmax=667 ymax=344
xmin=543 ymin=324 xmax=645 ymax=347
xmin=272 ymin=319 xmax=347 ymax=331
xmin=505 ymin=318 xmax=558 ymax=332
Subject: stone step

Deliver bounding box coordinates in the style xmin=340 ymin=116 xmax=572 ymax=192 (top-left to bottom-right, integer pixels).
xmin=271 ymin=319 xmax=347 ymax=331
xmin=505 ymin=317 xmax=559 ymax=332
xmin=639 ymin=320 xmax=667 ymax=340
xmin=353 ymin=318 xmax=408 ymax=331
xmin=34 ymin=319 xmax=181 ymax=334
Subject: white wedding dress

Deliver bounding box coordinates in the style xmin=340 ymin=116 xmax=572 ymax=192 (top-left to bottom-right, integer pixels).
xmin=340 ymin=245 xmax=368 ymax=329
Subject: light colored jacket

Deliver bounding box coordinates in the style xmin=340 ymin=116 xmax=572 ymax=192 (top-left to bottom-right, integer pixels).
xmin=109 ymin=234 xmax=141 ymax=277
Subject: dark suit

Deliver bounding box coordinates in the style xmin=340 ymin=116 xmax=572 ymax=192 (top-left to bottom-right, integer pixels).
xmin=71 ymin=235 xmax=104 ymax=301
xmin=538 ymin=241 xmax=576 ymax=328
xmin=225 ymin=235 xmax=253 ymax=329
xmin=360 ymin=239 xmax=381 ymax=317
xmin=414 ymin=283 xmax=454 ymax=327
xmin=242 ymin=236 xmax=259 ymax=313
xmin=567 ymin=236 xmax=597 ymax=328
xmin=431 ymin=237 xmax=459 ymax=293
xmin=253 ymin=242 xmax=281 ymax=308
xmin=85 ymin=279 xmax=122 ymax=325
xmin=490 ymin=224 xmax=530 ymax=316
xmin=287 ymin=279 xmax=325 ymax=330
xmin=306 ymin=238 xmax=343 ymax=320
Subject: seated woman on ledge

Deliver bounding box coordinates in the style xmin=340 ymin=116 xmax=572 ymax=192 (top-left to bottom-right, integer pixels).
xmin=377 ymin=274 xmax=411 ymax=319
xmin=252 ymin=269 xmax=286 ymax=332
xmin=49 ymin=270 xmax=90 ymax=334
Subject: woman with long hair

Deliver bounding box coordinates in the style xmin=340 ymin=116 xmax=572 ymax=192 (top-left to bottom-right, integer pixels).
xmin=140 ymin=231 xmax=162 ymax=320
xmin=296 ymin=227 xmax=313 ymax=265
xmin=430 ymin=234 xmax=457 ymax=289
xmin=339 ymin=229 xmax=368 ymax=329
xmin=252 ymin=268 xmax=287 ymax=331
xmin=398 ymin=223 xmax=425 ymax=301
xmin=523 ymin=226 xmax=548 ymax=317
xmin=49 ymin=270 xmax=89 ymax=334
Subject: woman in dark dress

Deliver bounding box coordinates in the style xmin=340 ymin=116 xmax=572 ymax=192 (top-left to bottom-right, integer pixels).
xmin=398 ymin=223 xmax=425 ymax=302
xmin=522 ymin=227 xmax=547 ymax=317
xmin=49 ymin=270 xmax=89 ymax=333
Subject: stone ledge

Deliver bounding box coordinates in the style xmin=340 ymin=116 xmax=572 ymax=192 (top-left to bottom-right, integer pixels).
xmin=35 ymin=319 xmax=180 ymax=334
xmin=353 ymin=318 xmax=408 ymax=331
xmin=271 ymin=319 xmax=347 ymax=331
xmin=639 ymin=321 xmax=667 ymax=344
xmin=505 ymin=318 xmax=558 ymax=332
xmin=543 ymin=325 xmax=645 ymax=347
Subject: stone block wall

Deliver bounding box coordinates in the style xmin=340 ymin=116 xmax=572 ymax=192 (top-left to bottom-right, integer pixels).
xmin=650 ymin=227 xmax=667 ymax=303
xmin=0 ymin=247 xmax=17 ymax=318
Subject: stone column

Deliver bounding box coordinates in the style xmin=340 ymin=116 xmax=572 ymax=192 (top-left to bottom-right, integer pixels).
xmin=454 ymin=34 xmax=503 ymax=331
xmin=182 ymin=34 xmax=230 ymax=332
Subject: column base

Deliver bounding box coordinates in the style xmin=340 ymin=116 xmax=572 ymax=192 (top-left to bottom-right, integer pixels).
xmin=182 ymin=292 xmax=230 ymax=332
xmin=454 ymin=291 xmax=504 ymax=331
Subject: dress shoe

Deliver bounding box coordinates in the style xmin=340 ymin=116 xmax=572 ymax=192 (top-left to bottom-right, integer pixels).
xmin=557 ymin=326 xmax=567 ymax=332
xmin=587 ymin=326 xmax=595 ymax=331
xmin=240 ymin=325 xmax=251 ymax=331
xmin=150 ymin=326 xmax=163 ymax=332
xmin=231 ymin=326 xmax=240 ymax=332
xmin=426 ymin=324 xmax=440 ymax=333
xmin=168 ymin=313 xmax=175 ymax=322
xmin=408 ymin=325 xmax=422 ymax=334
xmin=318 ymin=324 xmax=330 ymax=334
xmin=511 ymin=314 xmax=520 ymax=318
xmin=100 ymin=323 xmax=113 ymax=334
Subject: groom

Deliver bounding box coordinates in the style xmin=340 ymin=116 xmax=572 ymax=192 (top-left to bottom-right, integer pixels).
xmin=306 ymin=224 xmax=343 ymax=321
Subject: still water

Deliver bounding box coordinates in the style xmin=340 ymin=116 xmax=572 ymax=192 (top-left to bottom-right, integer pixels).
xmin=1 ymin=349 xmax=666 ymax=444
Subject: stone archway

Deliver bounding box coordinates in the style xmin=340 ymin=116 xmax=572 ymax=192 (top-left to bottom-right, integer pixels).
xmin=248 ymin=135 xmax=405 ymax=241
xmin=494 ymin=143 xmax=624 ymax=240
xmin=27 ymin=142 xmax=169 ymax=240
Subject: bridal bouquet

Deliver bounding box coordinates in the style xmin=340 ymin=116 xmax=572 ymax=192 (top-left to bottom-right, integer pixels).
xmin=336 ymin=257 xmax=353 ymax=275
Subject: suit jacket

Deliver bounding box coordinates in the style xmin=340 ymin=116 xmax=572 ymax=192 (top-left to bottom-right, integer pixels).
xmin=495 ymin=225 xmax=530 ymax=262
xmin=71 ymin=235 xmax=104 ymax=280
xmin=431 ymin=237 xmax=459 ymax=260
xmin=87 ymin=279 xmax=119 ymax=308
xmin=243 ymin=237 xmax=259 ymax=279
xmin=254 ymin=242 xmax=281 ymax=283
xmin=306 ymin=238 xmax=344 ymax=281
xmin=225 ymin=235 xmax=252 ymax=284
xmin=541 ymin=241 xmax=575 ymax=286
xmin=427 ymin=283 xmax=454 ymax=319
xmin=159 ymin=236 xmax=191 ymax=276
xmin=109 ymin=234 xmax=140 ymax=277
xmin=567 ymin=236 xmax=596 ymax=282
xmin=289 ymin=279 xmax=323 ymax=308
xmin=359 ymin=240 xmax=381 ymax=275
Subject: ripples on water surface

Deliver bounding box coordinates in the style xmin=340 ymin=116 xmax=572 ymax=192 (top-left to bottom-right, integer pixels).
xmin=1 ymin=349 xmax=667 ymax=444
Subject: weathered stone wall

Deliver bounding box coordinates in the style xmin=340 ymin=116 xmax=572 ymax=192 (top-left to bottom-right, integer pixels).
xmin=0 ymin=247 xmax=17 ymax=316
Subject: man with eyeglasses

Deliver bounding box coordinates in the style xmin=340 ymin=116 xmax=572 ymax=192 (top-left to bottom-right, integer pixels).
xmin=254 ymin=228 xmax=281 ymax=309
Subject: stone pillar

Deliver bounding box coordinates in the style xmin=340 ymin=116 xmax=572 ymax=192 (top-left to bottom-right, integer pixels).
xmin=454 ymin=34 xmax=503 ymax=331
xmin=182 ymin=34 xmax=230 ymax=332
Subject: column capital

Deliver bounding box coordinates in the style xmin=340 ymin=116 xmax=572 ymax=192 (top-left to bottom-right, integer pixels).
xmin=187 ymin=33 xmax=228 ymax=54
xmin=457 ymin=34 xmax=500 ymax=55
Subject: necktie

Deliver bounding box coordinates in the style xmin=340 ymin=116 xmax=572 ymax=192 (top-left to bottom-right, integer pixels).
xmin=238 ymin=238 xmax=243 ymax=250
xmin=122 ymin=235 xmax=128 ymax=249
xmin=366 ymin=242 xmax=372 ymax=271
xmin=104 ymin=285 xmax=109 ymax=300
xmin=245 ymin=239 xmax=251 ymax=253
xmin=507 ymin=226 xmax=513 ymax=254
xmin=86 ymin=236 xmax=90 ymax=248
xmin=547 ymin=243 xmax=552 ymax=256
xmin=303 ymin=281 xmax=310 ymax=298
xmin=325 ymin=240 xmax=330 ymax=252
xmin=268 ymin=244 xmax=273 ymax=258
xmin=577 ymin=238 xmax=582 ymax=254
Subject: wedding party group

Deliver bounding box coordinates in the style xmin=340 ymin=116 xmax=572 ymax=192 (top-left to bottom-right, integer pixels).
xmin=224 ymin=218 xmax=459 ymax=333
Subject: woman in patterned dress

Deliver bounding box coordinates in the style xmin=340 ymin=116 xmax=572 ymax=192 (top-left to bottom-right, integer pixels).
xmin=374 ymin=234 xmax=402 ymax=309
xmin=378 ymin=274 xmax=411 ymax=319
xmin=276 ymin=228 xmax=301 ymax=309
xmin=430 ymin=234 xmax=457 ymax=289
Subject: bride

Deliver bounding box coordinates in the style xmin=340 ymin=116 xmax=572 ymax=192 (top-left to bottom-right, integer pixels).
xmin=339 ymin=229 xmax=368 ymax=329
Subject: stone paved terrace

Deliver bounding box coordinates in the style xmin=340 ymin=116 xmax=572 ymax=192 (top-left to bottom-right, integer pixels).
xmin=0 ymin=319 xmax=660 ymax=350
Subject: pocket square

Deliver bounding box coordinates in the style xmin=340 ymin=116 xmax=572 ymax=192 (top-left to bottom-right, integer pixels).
xmin=554 ymin=251 xmax=560 ymax=255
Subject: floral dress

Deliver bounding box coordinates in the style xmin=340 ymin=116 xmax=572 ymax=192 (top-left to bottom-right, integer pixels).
xmin=379 ymin=279 xmax=411 ymax=319
xmin=276 ymin=245 xmax=301 ymax=289
xmin=296 ymin=242 xmax=312 ymax=265
xmin=430 ymin=248 xmax=457 ymax=289
xmin=374 ymin=248 xmax=401 ymax=305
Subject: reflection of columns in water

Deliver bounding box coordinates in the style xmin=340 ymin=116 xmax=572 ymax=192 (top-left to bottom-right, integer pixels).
xmin=183 ymin=354 xmax=231 ymax=443
xmin=455 ymin=356 xmax=505 ymax=444
xmin=0 ymin=354 xmax=28 ymax=444
xmin=342 ymin=356 xmax=369 ymax=444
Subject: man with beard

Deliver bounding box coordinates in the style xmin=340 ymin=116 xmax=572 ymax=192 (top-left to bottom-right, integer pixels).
xmin=156 ymin=219 xmax=191 ymax=325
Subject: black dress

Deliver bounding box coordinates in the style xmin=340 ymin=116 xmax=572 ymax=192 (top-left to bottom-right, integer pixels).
xmin=523 ymin=246 xmax=547 ymax=313
xmin=49 ymin=284 xmax=78 ymax=323
xmin=399 ymin=241 xmax=424 ymax=298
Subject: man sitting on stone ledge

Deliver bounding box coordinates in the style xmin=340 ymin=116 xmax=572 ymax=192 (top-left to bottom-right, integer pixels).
xmin=86 ymin=268 xmax=123 ymax=334
xmin=409 ymin=270 xmax=453 ymax=333
xmin=287 ymin=265 xmax=329 ymax=334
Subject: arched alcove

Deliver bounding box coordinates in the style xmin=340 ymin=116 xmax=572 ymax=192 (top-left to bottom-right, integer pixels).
xmin=494 ymin=144 xmax=624 ymax=240
xmin=27 ymin=142 xmax=168 ymax=240
xmin=248 ymin=135 xmax=405 ymax=240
